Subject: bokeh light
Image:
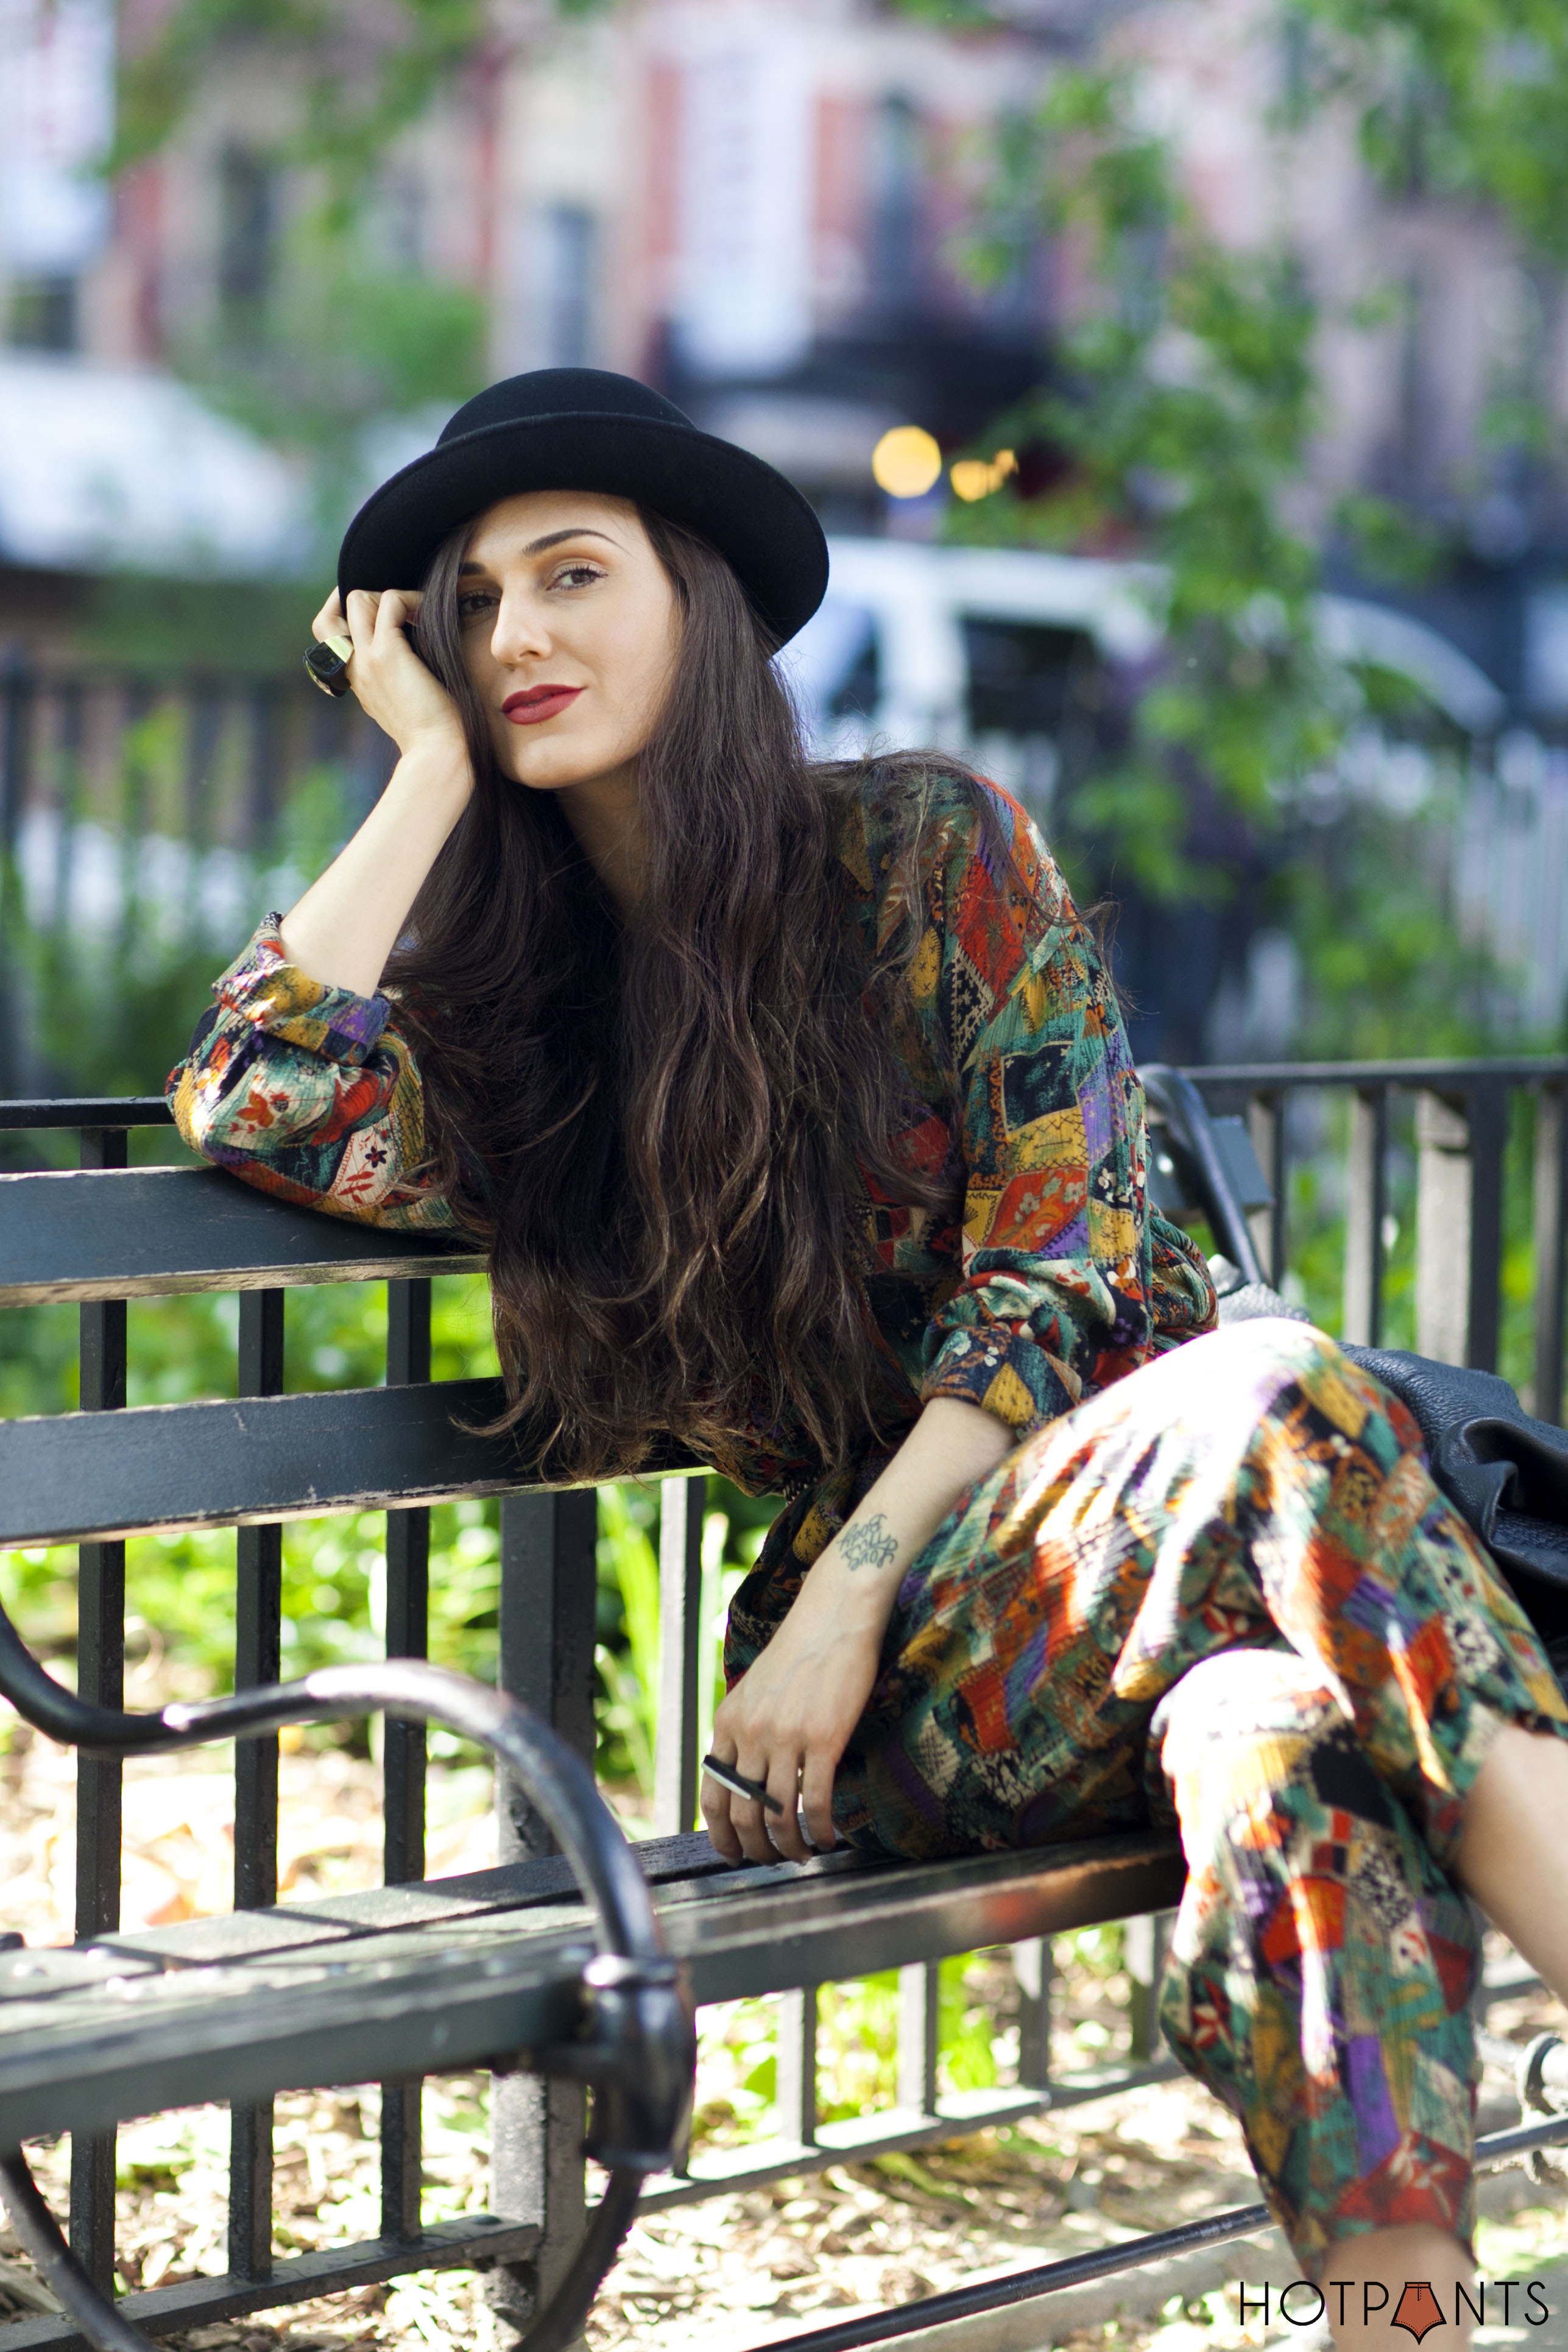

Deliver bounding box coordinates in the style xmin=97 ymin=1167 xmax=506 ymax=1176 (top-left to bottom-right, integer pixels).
xmin=950 ymin=449 xmax=1017 ymax=502
xmin=872 ymin=425 xmax=943 ymax=499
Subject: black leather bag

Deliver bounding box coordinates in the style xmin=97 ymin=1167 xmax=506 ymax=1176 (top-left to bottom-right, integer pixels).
xmin=1341 ymin=1349 xmax=1568 ymax=1668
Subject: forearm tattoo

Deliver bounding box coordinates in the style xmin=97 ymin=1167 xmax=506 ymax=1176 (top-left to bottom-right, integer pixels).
xmin=839 ymin=1512 xmax=900 ymax=1573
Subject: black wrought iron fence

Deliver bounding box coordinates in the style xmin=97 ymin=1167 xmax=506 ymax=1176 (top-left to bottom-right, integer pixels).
xmin=0 ymin=663 xmax=394 ymax=1101
xmin=0 ymin=662 xmax=386 ymax=861
xmin=1196 ymin=1056 xmax=1567 ymax=1418
xmin=0 ymin=1051 xmax=1562 ymax=2336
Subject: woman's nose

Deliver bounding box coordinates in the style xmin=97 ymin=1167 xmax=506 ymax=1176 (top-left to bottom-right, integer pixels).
xmin=489 ymin=591 xmax=552 ymax=665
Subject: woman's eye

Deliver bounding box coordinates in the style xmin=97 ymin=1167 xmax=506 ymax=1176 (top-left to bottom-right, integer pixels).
xmin=550 ymin=563 xmax=605 ymax=592
xmin=457 ymin=592 xmax=497 ymax=621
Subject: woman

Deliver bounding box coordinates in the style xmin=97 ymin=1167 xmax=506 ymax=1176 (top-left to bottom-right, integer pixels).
xmin=171 ymin=369 xmax=1568 ymax=2346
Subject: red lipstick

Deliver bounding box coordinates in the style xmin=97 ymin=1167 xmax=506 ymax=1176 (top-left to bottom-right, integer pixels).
xmin=503 ymin=685 xmax=583 ymax=726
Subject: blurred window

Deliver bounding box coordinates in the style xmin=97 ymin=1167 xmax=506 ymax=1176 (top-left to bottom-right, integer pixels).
xmin=7 ymin=272 xmax=77 ymax=350
xmin=1525 ymin=585 xmax=1568 ymax=719
xmin=774 ymin=599 xmax=879 ymax=752
xmin=828 ymin=618 xmax=879 ymax=721
xmin=218 ymin=147 xmax=277 ymax=337
xmin=539 ymin=203 xmax=596 ymax=369
xmin=961 ymin=617 xmax=1098 ymax=736
xmin=377 ymin=170 xmax=426 ymax=275
xmin=869 ymin=95 xmax=921 ymax=311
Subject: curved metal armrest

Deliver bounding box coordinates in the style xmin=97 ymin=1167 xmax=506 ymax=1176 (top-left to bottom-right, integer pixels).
xmin=0 ymin=1601 xmax=694 ymax=2352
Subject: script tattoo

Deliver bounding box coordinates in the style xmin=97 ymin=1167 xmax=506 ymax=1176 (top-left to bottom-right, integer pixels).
xmin=840 ymin=1513 xmax=900 ymax=1573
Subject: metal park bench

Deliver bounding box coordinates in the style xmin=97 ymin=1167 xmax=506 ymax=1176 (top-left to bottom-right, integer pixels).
xmin=2 ymin=1062 xmax=1567 ymax=2352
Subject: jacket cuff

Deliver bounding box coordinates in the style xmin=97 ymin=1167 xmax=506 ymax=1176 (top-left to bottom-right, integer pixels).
xmin=214 ymin=917 xmax=393 ymax=1067
xmin=920 ymin=1327 xmax=1078 ymax=1436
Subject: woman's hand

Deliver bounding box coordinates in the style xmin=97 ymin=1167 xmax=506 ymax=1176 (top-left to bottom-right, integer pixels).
xmin=703 ymin=1585 xmax=883 ymax=1865
xmin=278 ymin=590 xmax=477 ymax=995
xmin=701 ymin=1399 xmax=1016 ymax=1870
xmin=313 ymin=587 xmax=465 ymax=763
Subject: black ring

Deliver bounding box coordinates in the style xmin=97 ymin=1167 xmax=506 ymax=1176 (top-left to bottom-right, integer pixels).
xmin=701 ymin=1753 xmax=784 ymax=1814
xmin=303 ymin=639 xmax=353 ymax=698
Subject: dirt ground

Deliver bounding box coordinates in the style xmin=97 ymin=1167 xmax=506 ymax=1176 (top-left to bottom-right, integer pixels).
xmin=2 ymin=1722 xmax=1564 ymax=2352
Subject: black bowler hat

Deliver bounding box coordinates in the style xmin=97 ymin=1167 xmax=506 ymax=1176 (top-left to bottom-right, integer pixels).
xmin=337 ymin=368 xmax=830 ymax=648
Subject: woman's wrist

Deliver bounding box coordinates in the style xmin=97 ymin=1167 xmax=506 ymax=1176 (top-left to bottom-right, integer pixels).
xmin=798 ymin=1510 xmax=909 ymax=1641
xmin=388 ymin=728 xmax=474 ymax=816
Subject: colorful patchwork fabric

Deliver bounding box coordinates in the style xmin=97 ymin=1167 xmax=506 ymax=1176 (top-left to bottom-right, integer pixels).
xmin=168 ymin=927 xmax=455 ymax=1231
xmin=839 ymin=770 xmax=1214 ymax=1446
xmin=168 ymin=767 xmax=1217 ymax=1489
xmin=728 ymin=1319 xmax=1568 ymax=2272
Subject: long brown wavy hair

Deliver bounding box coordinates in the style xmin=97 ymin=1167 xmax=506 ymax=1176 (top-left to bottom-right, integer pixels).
xmin=387 ymin=509 xmax=985 ymax=1485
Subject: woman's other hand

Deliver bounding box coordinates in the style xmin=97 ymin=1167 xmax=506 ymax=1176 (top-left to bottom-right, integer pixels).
xmin=703 ymin=1589 xmax=882 ymax=1864
xmin=313 ymin=588 xmax=467 ymax=763
xmin=701 ymin=1398 xmax=1015 ymax=1869
xmin=281 ymin=590 xmax=475 ymax=995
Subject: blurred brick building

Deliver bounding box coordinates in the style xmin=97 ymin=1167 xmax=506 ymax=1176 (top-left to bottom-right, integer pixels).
xmin=6 ymin=0 xmax=1053 ymax=523
xmin=4 ymin=0 xmax=1564 ymax=713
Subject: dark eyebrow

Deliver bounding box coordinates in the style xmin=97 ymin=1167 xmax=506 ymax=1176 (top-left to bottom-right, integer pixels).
xmin=458 ymin=528 xmax=621 ymax=574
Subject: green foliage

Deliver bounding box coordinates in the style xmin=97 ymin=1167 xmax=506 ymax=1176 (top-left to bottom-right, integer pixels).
xmin=1 ymin=704 xmax=364 ymax=1101
xmin=895 ymin=0 xmax=1568 ymax=273
xmin=595 ymin=1484 xmax=662 ymax=1796
xmin=111 ymin=0 xmax=616 ymax=202
xmin=1283 ymin=794 xmax=1492 ymax=1058
xmin=112 ymin=0 xmax=487 ymax=210
xmin=76 ymin=577 xmax=314 ymax=677
xmin=950 ymin=63 xmax=1348 ymax=902
xmin=1286 ymin=0 xmax=1568 ymax=264
xmin=180 ymin=214 xmax=488 ymax=542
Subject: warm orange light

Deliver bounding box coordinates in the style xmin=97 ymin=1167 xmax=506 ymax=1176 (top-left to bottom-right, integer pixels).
xmin=950 ymin=448 xmax=1019 ymax=503
xmin=950 ymin=460 xmax=994 ymax=503
xmin=872 ymin=425 xmax=944 ymax=499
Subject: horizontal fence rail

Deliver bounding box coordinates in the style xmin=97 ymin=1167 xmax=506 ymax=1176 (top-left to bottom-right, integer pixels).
xmin=0 ymin=1065 xmax=1562 ymax=2345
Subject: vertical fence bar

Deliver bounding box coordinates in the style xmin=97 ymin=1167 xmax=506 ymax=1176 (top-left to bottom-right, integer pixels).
xmin=654 ymin=1476 xmax=705 ymax=1837
xmin=1125 ymin=1914 xmax=1171 ymax=2062
xmin=0 ymin=663 xmax=35 ymax=1100
xmin=1245 ymin=1092 xmax=1285 ymax=1284
xmin=1466 ymin=1082 xmax=1506 ymax=1377
xmin=54 ymin=685 xmax=83 ymax=946
xmin=898 ymin=1963 xmax=941 ymax=2118
xmin=1012 ymin=1939 xmax=1052 ymax=2099
xmin=248 ymin=687 xmax=284 ymax=856
xmin=228 ymin=1290 xmax=284 ymax=2284
xmin=1341 ymin=1087 xmax=1388 ymax=1349
xmin=71 ymin=1126 xmax=127 ymax=2290
xmin=776 ymin=1987 xmax=819 ymax=2152
xmin=1415 ymin=1091 xmax=1475 ymax=1368
xmin=0 ymin=654 xmax=29 ymax=856
xmin=1535 ymin=1086 xmax=1567 ymax=1427
xmin=183 ymin=690 xmax=225 ymax=853
xmin=382 ymin=1278 xmax=432 ymax=2242
xmin=489 ymin=1491 xmax=598 ymax=2339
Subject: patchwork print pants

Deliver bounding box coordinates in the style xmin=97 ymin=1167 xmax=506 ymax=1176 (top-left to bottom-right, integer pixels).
xmin=725 ymin=1321 xmax=1568 ymax=2273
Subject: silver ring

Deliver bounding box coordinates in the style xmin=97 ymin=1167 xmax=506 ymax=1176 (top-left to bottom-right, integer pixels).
xmin=701 ymin=1754 xmax=783 ymax=1815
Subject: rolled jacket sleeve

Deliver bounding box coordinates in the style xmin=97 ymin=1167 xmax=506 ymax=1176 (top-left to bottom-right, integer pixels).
xmin=914 ymin=793 xmax=1212 ymax=1436
xmin=166 ymin=918 xmax=454 ymax=1232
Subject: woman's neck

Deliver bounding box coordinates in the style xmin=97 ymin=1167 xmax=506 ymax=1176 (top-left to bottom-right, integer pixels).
xmin=554 ymin=763 xmax=646 ymax=917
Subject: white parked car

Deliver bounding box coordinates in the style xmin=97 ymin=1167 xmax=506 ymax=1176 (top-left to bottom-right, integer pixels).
xmin=780 ymin=536 xmax=1506 ymax=824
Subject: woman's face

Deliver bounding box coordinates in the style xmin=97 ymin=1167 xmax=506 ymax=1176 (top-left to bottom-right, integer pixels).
xmin=453 ymin=490 xmax=679 ymax=797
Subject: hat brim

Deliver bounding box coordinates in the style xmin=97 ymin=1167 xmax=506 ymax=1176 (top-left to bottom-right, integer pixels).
xmin=338 ymin=411 xmax=829 ymax=647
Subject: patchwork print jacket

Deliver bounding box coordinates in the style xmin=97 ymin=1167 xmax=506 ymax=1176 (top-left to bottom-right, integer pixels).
xmin=169 ymin=768 xmax=1216 ymax=1489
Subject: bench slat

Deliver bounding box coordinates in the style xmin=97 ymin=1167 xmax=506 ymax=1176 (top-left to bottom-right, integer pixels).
xmin=0 ymin=1937 xmax=586 ymax=2149
xmin=0 ymin=1832 xmax=1184 ymax=2148
xmin=0 ymin=1379 xmax=535 ymax=1543
xmin=0 ymin=1382 xmax=701 ymax=1545
xmin=0 ymin=1165 xmax=484 ymax=1305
